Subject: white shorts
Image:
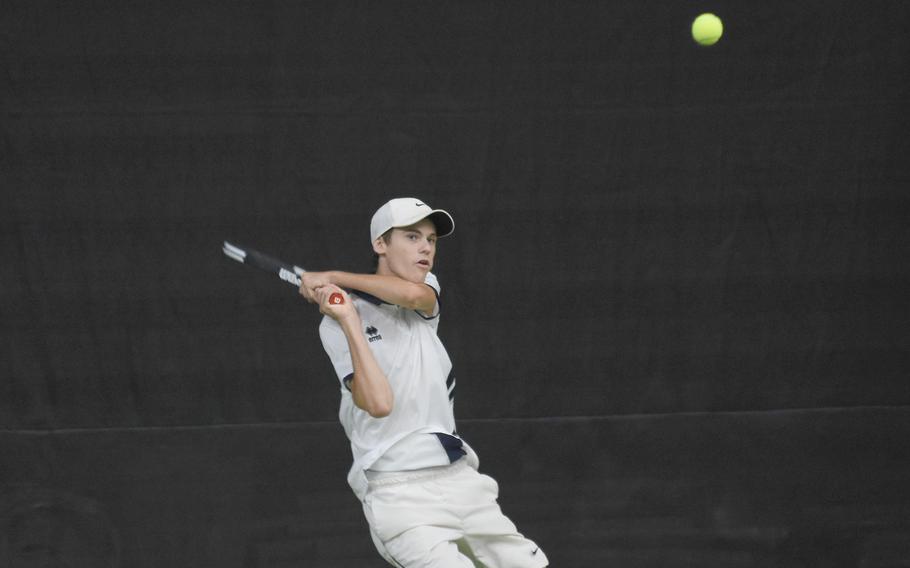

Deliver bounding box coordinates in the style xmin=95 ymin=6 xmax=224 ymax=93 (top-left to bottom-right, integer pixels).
xmin=363 ymin=460 xmax=548 ymax=568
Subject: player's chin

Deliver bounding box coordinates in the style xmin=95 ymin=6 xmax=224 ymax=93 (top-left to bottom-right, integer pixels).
xmin=409 ymin=265 xmax=430 ymax=281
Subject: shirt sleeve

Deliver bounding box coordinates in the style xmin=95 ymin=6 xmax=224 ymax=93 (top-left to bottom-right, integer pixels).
xmin=424 ymin=271 xmax=441 ymax=295
xmin=418 ymin=272 xmax=441 ymax=320
xmin=318 ymin=316 xmax=354 ymax=388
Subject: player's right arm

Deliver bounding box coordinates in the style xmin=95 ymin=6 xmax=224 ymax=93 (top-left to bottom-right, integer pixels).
xmin=316 ymin=285 xmax=393 ymax=418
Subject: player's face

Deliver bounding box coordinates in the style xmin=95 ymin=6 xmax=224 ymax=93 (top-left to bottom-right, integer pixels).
xmin=375 ymin=219 xmax=437 ymax=283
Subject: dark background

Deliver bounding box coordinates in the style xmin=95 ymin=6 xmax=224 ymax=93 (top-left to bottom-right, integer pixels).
xmin=3 ymin=1 xmax=909 ymax=566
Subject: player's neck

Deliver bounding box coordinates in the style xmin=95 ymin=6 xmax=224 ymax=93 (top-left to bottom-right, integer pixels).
xmin=374 ymin=260 xmax=393 ymax=278
xmin=374 ymin=260 xmax=414 ymax=282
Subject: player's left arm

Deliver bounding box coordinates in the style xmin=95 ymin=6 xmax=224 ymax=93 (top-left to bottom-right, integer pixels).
xmin=302 ymin=271 xmax=436 ymax=313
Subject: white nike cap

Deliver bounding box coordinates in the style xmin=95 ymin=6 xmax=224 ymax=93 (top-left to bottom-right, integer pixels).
xmin=370 ymin=198 xmax=455 ymax=242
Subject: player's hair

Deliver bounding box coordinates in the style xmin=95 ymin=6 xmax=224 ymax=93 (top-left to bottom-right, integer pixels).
xmin=370 ymin=230 xmax=393 ymax=272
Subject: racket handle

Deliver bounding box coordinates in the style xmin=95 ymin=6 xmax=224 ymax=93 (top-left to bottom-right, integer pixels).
xmin=329 ymin=292 xmax=345 ymax=305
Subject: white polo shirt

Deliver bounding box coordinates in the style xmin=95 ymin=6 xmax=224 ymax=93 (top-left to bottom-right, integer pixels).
xmin=318 ymin=273 xmax=469 ymax=500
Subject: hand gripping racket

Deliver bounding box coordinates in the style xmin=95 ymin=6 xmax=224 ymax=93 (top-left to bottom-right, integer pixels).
xmin=222 ymin=241 xmax=345 ymax=304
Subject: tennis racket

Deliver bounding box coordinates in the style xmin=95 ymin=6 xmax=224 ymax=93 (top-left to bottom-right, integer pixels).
xmin=222 ymin=241 xmax=344 ymax=304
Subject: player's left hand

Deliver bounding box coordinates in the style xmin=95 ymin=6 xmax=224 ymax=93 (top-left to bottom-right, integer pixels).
xmin=299 ymin=271 xmax=334 ymax=303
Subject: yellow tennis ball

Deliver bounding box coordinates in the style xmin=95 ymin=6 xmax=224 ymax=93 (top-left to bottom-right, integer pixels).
xmin=692 ymin=13 xmax=723 ymax=46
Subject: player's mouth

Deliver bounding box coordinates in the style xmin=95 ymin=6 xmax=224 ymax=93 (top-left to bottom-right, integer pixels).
xmin=417 ymin=259 xmax=431 ymax=270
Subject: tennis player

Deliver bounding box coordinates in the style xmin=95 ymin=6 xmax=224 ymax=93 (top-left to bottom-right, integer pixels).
xmin=299 ymin=198 xmax=548 ymax=567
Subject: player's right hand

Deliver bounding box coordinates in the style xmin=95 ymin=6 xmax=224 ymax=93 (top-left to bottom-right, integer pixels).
xmin=314 ymin=284 xmax=353 ymax=321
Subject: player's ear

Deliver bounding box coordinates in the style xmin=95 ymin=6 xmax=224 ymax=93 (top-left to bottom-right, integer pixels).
xmin=372 ymin=236 xmax=387 ymax=255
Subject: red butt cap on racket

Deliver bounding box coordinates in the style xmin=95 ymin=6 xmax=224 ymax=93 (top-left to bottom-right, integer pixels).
xmin=329 ymin=292 xmax=345 ymax=305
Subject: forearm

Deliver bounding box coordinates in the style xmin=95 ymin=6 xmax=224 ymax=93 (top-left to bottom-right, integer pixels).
xmin=330 ymin=271 xmax=435 ymax=311
xmin=339 ymin=315 xmax=394 ymax=418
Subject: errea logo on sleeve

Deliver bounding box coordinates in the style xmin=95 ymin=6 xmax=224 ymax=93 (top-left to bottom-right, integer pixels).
xmin=365 ymin=325 xmax=383 ymax=342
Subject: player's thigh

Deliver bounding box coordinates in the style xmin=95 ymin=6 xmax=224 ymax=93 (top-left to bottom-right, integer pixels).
xmin=456 ymin=471 xmax=548 ymax=567
xmin=364 ymin=477 xmax=452 ymax=543
xmin=462 ymin=499 xmax=549 ymax=568
xmin=383 ymin=525 xmax=477 ymax=568
xmin=455 ymin=471 xmax=518 ymax=536
xmin=465 ymin=532 xmax=549 ymax=568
